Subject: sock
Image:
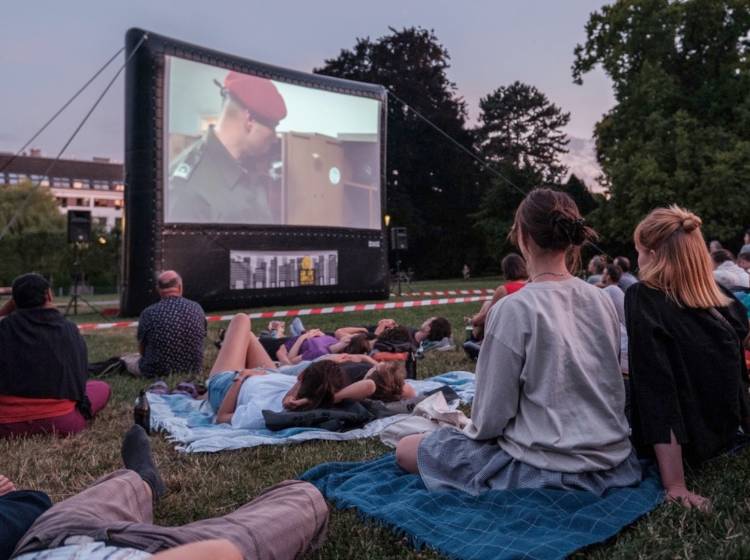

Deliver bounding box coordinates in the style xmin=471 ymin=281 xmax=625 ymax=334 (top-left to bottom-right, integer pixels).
xmin=290 ymin=317 xmax=305 ymax=337
xmin=121 ymin=425 xmax=166 ymax=501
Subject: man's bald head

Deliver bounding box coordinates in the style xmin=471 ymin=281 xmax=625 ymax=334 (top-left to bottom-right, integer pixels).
xmin=157 ymin=270 xmax=182 ymax=298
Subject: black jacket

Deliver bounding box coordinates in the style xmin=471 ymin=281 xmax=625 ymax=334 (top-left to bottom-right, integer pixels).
xmin=626 ymin=283 xmax=750 ymax=464
xmin=0 ymin=308 xmax=91 ymax=418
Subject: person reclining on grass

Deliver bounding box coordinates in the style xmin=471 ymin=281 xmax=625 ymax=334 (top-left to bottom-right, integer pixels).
xmin=0 ymin=273 xmax=110 ymax=438
xmin=121 ymin=271 xmax=207 ymax=377
xmin=263 ymin=319 xmax=405 ymax=365
xmin=208 ymin=314 xmax=416 ymax=428
xmin=396 ymin=188 xmax=641 ymax=497
xmin=4 ymin=425 xmax=328 ymax=560
xmin=626 ymin=206 xmax=750 ymax=512
xmin=274 ymin=328 xmax=372 ymax=365
xmin=338 ymin=318 xmax=452 ymax=351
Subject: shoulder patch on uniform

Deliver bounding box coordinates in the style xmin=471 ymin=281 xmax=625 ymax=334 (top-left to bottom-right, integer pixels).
xmin=173 ymin=163 xmax=192 ymax=180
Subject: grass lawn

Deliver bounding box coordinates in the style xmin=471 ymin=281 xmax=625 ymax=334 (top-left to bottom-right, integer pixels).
xmin=3 ymin=282 xmax=750 ymax=559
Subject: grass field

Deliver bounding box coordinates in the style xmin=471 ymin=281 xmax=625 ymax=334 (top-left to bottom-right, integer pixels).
xmin=3 ymin=277 xmax=750 ymax=559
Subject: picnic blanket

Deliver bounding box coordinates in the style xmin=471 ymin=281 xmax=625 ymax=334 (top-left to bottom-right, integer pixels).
xmin=301 ymin=454 xmax=664 ymax=560
xmin=149 ymin=371 xmax=475 ymax=453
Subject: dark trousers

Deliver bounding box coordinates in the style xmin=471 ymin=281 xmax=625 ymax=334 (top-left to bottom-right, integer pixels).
xmin=0 ymin=490 xmax=51 ymax=560
xmin=259 ymin=336 xmax=288 ymax=360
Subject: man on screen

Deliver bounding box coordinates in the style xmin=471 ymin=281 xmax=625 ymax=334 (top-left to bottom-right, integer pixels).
xmin=168 ymin=71 xmax=287 ymax=224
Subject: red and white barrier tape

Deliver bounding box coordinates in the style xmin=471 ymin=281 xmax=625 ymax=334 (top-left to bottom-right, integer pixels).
xmin=77 ymin=294 xmax=492 ymax=332
xmin=391 ymin=288 xmax=494 ymax=297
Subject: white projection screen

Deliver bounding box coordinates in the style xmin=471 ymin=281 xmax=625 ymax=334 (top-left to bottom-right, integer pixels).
xmin=164 ymin=56 xmax=382 ymax=230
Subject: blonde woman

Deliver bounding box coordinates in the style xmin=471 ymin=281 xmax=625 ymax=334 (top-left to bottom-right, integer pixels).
xmin=627 ymin=206 xmax=750 ymax=511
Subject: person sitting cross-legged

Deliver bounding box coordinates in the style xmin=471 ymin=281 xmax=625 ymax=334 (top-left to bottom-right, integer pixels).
xmin=463 ymin=253 xmax=528 ymax=360
xmin=396 ymin=188 xmax=640 ymax=496
xmin=9 ymin=425 xmax=329 ymax=560
xmin=122 ymin=271 xmax=207 ymax=377
xmin=0 ymin=273 xmax=110 ymax=438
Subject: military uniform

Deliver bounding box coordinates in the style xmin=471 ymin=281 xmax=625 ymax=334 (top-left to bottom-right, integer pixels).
xmin=167 ymin=126 xmax=276 ymax=224
xmin=167 ymin=70 xmax=287 ymax=224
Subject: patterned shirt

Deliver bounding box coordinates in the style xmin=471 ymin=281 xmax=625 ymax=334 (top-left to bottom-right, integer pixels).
xmin=137 ymin=296 xmax=206 ymax=377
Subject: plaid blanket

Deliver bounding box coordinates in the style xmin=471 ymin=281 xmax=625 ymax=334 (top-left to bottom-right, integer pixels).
xmin=301 ymin=454 xmax=663 ymax=560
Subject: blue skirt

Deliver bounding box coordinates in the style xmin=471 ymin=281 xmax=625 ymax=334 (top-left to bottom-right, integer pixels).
xmin=418 ymin=427 xmax=642 ymax=496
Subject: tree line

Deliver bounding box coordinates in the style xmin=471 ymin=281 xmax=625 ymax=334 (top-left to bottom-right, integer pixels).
xmin=2 ymin=0 xmax=748 ymax=285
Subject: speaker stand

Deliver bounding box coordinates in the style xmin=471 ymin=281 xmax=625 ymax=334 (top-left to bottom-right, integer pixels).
xmin=64 ymin=243 xmax=105 ymax=318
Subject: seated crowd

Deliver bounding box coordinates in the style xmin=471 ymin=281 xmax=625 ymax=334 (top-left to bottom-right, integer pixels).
xmin=2 ymin=188 xmax=750 ymax=558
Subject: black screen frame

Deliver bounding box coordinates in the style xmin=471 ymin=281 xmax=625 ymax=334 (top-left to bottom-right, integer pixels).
xmin=121 ymin=28 xmax=388 ymax=316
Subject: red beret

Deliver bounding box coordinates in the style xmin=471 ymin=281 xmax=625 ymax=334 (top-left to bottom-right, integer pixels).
xmin=223 ymin=71 xmax=287 ymax=128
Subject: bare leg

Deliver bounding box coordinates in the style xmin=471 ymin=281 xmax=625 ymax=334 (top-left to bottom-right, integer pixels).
xmin=245 ymin=331 xmax=276 ymax=370
xmin=276 ymin=345 xmax=291 ymax=365
xmin=152 ymin=539 xmax=242 ymax=560
xmin=395 ymin=433 xmax=425 ymax=474
xmin=210 ymin=314 xmax=251 ymax=377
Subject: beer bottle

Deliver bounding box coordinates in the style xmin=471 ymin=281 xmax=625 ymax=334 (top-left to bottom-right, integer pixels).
xmin=134 ymin=389 xmax=151 ymax=435
xmin=405 ymin=350 xmax=417 ymax=380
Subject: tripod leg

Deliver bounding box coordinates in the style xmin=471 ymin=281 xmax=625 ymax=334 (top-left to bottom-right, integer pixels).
xmin=64 ymin=294 xmax=75 ymax=316
xmin=75 ymin=294 xmax=106 ymax=319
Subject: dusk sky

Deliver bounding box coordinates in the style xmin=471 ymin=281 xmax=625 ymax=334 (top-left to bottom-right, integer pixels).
xmin=2 ymin=0 xmax=614 ymax=162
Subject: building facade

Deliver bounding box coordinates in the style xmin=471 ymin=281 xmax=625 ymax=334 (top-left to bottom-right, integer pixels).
xmin=0 ymin=150 xmax=124 ymax=230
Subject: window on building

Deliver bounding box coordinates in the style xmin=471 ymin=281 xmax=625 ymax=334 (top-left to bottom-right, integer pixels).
xmin=74 ymin=198 xmax=90 ymax=207
xmin=114 ymin=199 xmax=123 ymax=208
xmin=52 ymin=177 xmax=70 ymax=188
xmin=29 ymin=175 xmax=50 ymax=187
xmin=113 ymin=182 xmax=125 ymax=192
xmin=58 ymin=197 xmax=68 ymax=208
xmin=94 ymin=199 xmax=116 ymax=208
xmin=115 ymin=217 xmax=123 ymax=230
xmin=73 ymin=179 xmax=90 ymax=189
xmin=92 ymin=180 xmax=110 ymax=190
xmin=96 ymin=217 xmax=107 ymax=227
xmin=7 ymin=174 xmax=19 ymax=185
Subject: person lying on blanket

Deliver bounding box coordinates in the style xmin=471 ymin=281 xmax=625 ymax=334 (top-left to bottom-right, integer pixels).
xmin=396 ymin=188 xmax=641 ymax=497
xmin=272 ymin=321 xmax=411 ymax=365
xmin=336 ymin=317 xmax=450 ymax=345
xmin=334 ymin=318 xmax=399 ymax=339
xmin=275 ymin=328 xmax=372 ymax=365
xmin=209 ymin=314 xmax=416 ymax=428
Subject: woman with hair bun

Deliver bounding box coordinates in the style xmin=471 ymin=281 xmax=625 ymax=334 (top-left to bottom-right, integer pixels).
xmin=627 ymin=206 xmax=750 ymax=511
xmin=396 ymin=188 xmax=640 ymax=495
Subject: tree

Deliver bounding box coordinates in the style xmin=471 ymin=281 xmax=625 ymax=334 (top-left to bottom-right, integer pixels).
xmin=563 ymin=174 xmax=599 ymax=216
xmin=472 ymin=82 xmax=571 ymax=258
xmin=0 ymin=182 xmax=120 ymax=291
xmin=315 ymin=27 xmax=486 ymax=277
xmin=0 ymin=181 xmax=64 ymax=236
xmin=573 ymin=0 xmax=750 ymax=244
xmin=477 ymin=82 xmax=570 ymax=185
xmin=0 ymin=182 xmax=67 ymax=285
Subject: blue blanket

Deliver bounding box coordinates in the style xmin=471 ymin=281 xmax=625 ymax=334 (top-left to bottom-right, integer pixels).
xmin=149 ymin=371 xmax=475 ymax=453
xmin=301 ymin=454 xmax=664 ymax=560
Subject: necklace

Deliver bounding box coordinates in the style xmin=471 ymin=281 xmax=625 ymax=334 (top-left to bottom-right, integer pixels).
xmin=531 ymin=271 xmax=569 ymax=282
